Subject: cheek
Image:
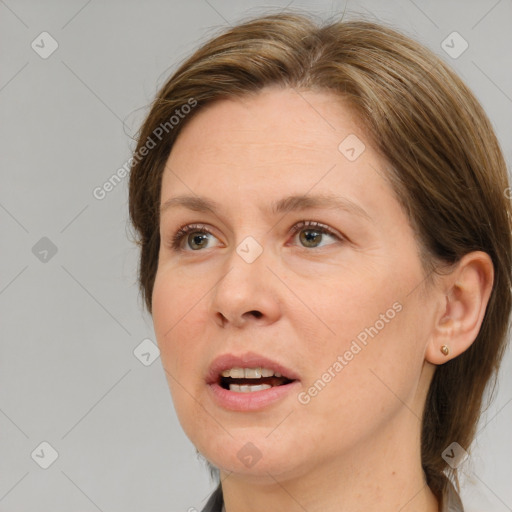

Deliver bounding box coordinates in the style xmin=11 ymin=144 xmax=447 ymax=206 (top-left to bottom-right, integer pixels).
xmin=299 ymin=261 xmax=398 ymax=345
xmin=297 ymin=261 xmax=426 ymax=410
xmin=151 ymin=270 xmax=211 ymax=434
xmin=303 ymin=290 xmax=427 ymax=427
xmin=151 ymin=268 xmax=208 ymax=377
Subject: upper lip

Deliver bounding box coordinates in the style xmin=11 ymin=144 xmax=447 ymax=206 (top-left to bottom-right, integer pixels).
xmin=206 ymin=351 xmax=300 ymax=384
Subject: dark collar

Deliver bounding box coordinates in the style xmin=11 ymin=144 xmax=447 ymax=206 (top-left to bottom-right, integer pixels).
xmin=200 ymin=484 xmax=223 ymax=512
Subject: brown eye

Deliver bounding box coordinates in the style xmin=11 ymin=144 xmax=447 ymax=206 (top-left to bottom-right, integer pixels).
xmin=171 ymin=224 xmax=219 ymax=251
xmin=186 ymin=231 xmax=210 ymax=250
xmin=291 ymin=221 xmax=341 ymax=249
xmin=299 ymin=228 xmax=324 ymax=248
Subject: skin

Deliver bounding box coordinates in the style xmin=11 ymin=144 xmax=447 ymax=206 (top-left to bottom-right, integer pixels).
xmin=152 ymin=87 xmax=493 ymax=512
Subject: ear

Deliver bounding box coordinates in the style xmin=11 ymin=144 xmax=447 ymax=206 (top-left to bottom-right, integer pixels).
xmin=425 ymin=251 xmax=494 ymax=365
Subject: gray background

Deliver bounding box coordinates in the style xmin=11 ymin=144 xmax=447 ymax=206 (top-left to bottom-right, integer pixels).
xmin=1 ymin=0 xmax=511 ymax=510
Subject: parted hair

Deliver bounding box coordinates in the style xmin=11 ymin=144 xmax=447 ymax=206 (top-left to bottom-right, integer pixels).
xmin=128 ymin=12 xmax=512 ymax=506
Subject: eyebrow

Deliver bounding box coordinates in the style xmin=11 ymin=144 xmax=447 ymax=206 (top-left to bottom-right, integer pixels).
xmin=160 ymin=193 xmax=372 ymax=222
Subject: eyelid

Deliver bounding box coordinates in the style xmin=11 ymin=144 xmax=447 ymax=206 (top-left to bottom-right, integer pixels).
xmin=171 ymin=223 xmax=220 ymax=250
xmin=288 ymin=220 xmax=344 ymax=243
xmin=169 ymin=219 xmax=345 ymax=252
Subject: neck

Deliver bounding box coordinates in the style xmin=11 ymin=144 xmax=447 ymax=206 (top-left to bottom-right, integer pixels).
xmin=219 ymin=413 xmax=439 ymax=512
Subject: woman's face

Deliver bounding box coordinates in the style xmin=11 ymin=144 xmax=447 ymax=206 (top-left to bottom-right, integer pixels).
xmin=152 ymin=88 xmax=438 ymax=481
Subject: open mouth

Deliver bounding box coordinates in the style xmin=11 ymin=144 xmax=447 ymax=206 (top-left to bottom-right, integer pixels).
xmin=207 ymin=356 xmax=301 ymax=410
xmin=220 ymin=375 xmax=295 ymax=392
xmin=219 ymin=368 xmax=296 ymax=392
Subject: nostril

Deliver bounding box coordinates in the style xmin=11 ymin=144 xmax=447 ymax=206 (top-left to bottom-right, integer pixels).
xmin=250 ymin=310 xmax=263 ymax=318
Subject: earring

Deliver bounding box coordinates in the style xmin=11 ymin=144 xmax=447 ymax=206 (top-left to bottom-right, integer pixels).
xmin=441 ymin=345 xmax=450 ymax=356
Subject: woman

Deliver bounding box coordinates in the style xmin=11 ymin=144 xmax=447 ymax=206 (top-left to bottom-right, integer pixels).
xmin=128 ymin=12 xmax=511 ymax=512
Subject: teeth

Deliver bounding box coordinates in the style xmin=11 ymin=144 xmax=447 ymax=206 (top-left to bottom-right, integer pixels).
xmin=245 ymin=367 xmax=261 ymax=378
xmin=220 ymin=367 xmax=285 ymax=379
xmin=229 ymin=383 xmax=272 ymax=392
xmin=227 ymin=367 xmax=245 ymax=378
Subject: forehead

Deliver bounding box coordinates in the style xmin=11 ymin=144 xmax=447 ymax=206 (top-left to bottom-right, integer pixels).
xmin=163 ymin=87 xmax=381 ymax=189
xmin=168 ymin=87 xmax=364 ymax=161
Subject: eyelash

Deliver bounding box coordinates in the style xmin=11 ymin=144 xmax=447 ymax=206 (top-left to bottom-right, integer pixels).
xmin=169 ymin=220 xmax=343 ymax=251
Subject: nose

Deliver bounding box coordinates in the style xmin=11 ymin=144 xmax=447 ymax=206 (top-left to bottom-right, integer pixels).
xmin=210 ymin=244 xmax=282 ymax=329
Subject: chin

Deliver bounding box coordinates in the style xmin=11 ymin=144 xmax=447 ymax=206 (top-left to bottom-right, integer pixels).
xmin=193 ymin=429 xmax=310 ymax=482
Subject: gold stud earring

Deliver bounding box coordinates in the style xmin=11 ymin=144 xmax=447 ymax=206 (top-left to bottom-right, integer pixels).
xmin=441 ymin=345 xmax=450 ymax=356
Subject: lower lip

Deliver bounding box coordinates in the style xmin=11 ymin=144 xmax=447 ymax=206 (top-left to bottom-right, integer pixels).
xmin=207 ymin=381 xmax=301 ymax=411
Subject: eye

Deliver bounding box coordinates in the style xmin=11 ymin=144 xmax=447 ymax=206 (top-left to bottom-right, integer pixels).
xmin=288 ymin=220 xmax=342 ymax=249
xmin=170 ymin=224 xmax=220 ymax=251
xmin=169 ymin=220 xmax=343 ymax=252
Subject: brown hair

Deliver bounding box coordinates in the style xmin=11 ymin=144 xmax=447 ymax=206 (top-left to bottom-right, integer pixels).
xmin=128 ymin=12 xmax=512 ymax=505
